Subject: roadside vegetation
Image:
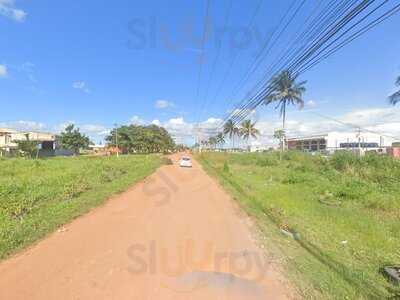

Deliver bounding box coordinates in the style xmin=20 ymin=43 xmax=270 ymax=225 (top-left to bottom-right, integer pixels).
xmin=0 ymin=155 xmax=161 ymax=259
xmin=106 ymin=124 xmax=175 ymax=153
xmin=57 ymin=124 xmax=91 ymax=154
xmin=197 ymin=151 xmax=400 ymax=299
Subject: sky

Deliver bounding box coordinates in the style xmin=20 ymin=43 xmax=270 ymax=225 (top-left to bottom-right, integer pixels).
xmin=1 ymin=0 xmax=400 ymax=145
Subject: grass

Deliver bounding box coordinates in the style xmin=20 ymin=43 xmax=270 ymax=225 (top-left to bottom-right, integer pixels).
xmin=196 ymin=151 xmax=400 ymax=299
xmin=0 ymin=155 xmax=162 ymax=260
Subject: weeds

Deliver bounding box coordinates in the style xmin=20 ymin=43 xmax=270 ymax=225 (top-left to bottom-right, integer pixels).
xmin=0 ymin=155 xmax=161 ymax=259
xmin=197 ymin=151 xmax=400 ymax=299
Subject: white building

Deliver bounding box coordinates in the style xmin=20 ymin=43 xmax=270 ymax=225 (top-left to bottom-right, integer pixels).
xmin=287 ymin=131 xmax=395 ymax=153
xmin=0 ymin=128 xmax=17 ymax=151
xmin=0 ymin=128 xmax=56 ymax=153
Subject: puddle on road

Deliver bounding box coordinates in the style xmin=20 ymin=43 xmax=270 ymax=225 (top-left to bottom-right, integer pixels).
xmin=161 ymin=271 xmax=268 ymax=299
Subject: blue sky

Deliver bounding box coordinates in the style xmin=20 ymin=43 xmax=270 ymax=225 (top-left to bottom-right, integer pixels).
xmin=1 ymin=0 xmax=400 ymax=144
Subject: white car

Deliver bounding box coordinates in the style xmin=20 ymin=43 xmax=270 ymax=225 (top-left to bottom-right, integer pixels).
xmin=179 ymin=156 xmax=192 ymax=168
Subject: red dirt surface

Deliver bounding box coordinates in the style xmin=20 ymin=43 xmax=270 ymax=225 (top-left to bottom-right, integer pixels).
xmin=0 ymin=154 xmax=293 ymax=299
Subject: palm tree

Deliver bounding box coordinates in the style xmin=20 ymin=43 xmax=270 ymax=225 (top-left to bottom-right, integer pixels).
xmin=389 ymin=76 xmax=400 ymax=106
xmin=216 ymin=133 xmax=225 ymax=149
xmin=273 ymin=129 xmax=285 ymax=147
xmin=223 ymin=119 xmax=239 ymax=150
xmin=208 ymin=137 xmax=217 ymax=150
xmin=264 ymin=70 xmax=306 ymax=149
xmin=200 ymin=140 xmax=208 ymax=151
xmin=239 ymin=120 xmax=260 ymax=151
xmin=274 ymin=129 xmax=285 ymax=160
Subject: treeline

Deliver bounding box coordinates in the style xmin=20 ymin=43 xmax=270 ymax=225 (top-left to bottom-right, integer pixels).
xmin=106 ymin=124 xmax=175 ymax=154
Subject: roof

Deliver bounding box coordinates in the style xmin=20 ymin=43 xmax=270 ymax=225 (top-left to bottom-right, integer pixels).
xmin=287 ymin=134 xmax=329 ymax=142
xmin=0 ymin=128 xmax=18 ymax=133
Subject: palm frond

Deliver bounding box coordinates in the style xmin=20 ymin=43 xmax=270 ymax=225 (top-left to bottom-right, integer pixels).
xmin=264 ymin=70 xmax=306 ymax=113
xmin=389 ymin=90 xmax=400 ymax=106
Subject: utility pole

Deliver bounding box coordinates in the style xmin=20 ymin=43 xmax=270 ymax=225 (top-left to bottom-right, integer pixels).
xmin=196 ymin=124 xmax=203 ymax=153
xmin=357 ymin=127 xmax=362 ymax=156
xmin=114 ymin=123 xmax=119 ymax=158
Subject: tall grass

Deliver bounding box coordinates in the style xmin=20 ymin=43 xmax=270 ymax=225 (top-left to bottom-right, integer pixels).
xmin=0 ymin=155 xmax=161 ymax=259
xmin=197 ymin=151 xmax=400 ymax=299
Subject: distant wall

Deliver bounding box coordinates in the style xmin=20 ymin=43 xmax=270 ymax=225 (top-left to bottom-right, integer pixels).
xmin=387 ymin=147 xmax=400 ymax=159
xmin=38 ymin=149 xmax=75 ymax=158
xmin=54 ymin=149 xmax=75 ymax=157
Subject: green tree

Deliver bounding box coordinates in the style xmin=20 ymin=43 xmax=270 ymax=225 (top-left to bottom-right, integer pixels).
xmin=15 ymin=134 xmax=40 ymax=158
xmin=175 ymin=144 xmax=188 ymax=152
xmin=200 ymin=140 xmax=208 ymax=151
xmin=389 ymin=76 xmax=400 ymax=106
xmin=264 ymin=70 xmax=306 ymax=149
xmin=192 ymin=142 xmax=200 ymax=151
xmin=59 ymin=124 xmax=90 ymax=154
xmin=216 ymin=132 xmax=225 ymax=149
xmin=223 ymin=119 xmax=240 ymax=149
xmin=274 ymin=129 xmax=285 ymax=151
xmin=106 ymin=124 xmax=175 ymax=154
xmin=239 ymin=120 xmax=260 ymax=151
xmin=208 ymin=136 xmax=218 ymax=150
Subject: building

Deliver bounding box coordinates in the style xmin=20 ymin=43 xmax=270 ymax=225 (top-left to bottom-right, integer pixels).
xmin=0 ymin=128 xmax=56 ymax=155
xmin=387 ymin=147 xmax=400 ymax=159
xmin=0 ymin=128 xmax=17 ymax=151
xmin=287 ymin=132 xmax=395 ymax=154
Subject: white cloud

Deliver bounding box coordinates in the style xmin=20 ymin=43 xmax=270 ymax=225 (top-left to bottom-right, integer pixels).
xmin=167 ymin=117 xmax=185 ymax=125
xmin=81 ymin=124 xmax=110 ymax=136
xmin=0 ymin=64 xmax=7 ymax=77
xmin=124 ymin=116 xmax=223 ymax=144
xmin=155 ymin=100 xmax=173 ymax=109
xmin=253 ymin=106 xmax=400 ymax=147
xmin=54 ymin=122 xmax=111 ymax=141
xmin=0 ymin=0 xmax=26 ymax=22
xmin=72 ymin=81 xmax=90 ymax=93
xmin=0 ymin=120 xmax=46 ymax=132
xmin=130 ymin=115 xmax=145 ymax=125
xmin=163 ymin=117 xmax=194 ymax=144
xmin=53 ymin=121 xmax=75 ymax=133
xmin=159 ymin=117 xmax=224 ymax=144
xmin=0 ymin=120 xmax=111 ymax=143
xmin=151 ymin=119 xmax=161 ymax=126
xmin=306 ymin=100 xmax=316 ymax=108
xmin=228 ymin=108 xmax=256 ymax=117
xmin=198 ymin=117 xmax=223 ymax=134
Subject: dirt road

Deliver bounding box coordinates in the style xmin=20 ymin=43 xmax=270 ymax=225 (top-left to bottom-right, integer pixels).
xmin=0 ymin=154 xmax=292 ymax=299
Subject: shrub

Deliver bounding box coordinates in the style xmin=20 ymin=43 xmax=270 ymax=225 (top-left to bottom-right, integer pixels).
xmin=330 ymin=151 xmax=361 ymax=171
xmin=223 ymin=161 xmax=230 ymax=173
xmin=256 ymin=156 xmax=278 ymax=167
xmin=161 ymin=157 xmax=173 ymax=165
xmin=282 ymin=171 xmax=311 ymax=184
xmin=333 ymin=179 xmax=371 ymax=200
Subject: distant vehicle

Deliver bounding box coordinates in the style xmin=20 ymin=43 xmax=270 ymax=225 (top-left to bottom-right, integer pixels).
xmin=179 ymin=156 xmax=192 ymax=168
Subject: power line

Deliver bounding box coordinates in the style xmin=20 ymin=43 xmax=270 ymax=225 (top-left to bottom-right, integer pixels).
xmin=298 ymin=2 xmax=400 ymax=74
xmin=193 ymin=0 xmax=212 ymax=146
xmin=309 ymin=111 xmax=400 ymax=141
xmin=217 ymin=0 xmax=299 ymax=120
xmin=220 ymin=0 xmax=356 ymax=126
xmin=227 ymin=0 xmax=305 ymax=102
xmin=194 ymin=0 xmax=212 ymax=118
xmin=222 ymin=1 xmax=400 ymax=129
xmin=204 ymin=0 xmax=265 ymax=117
xmin=197 ymin=0 xmax=234 ymax=123
xmin=220 ymin=0 xmax=334 ymax=127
